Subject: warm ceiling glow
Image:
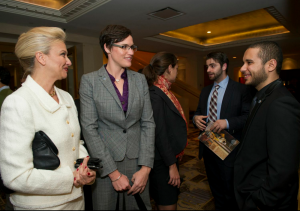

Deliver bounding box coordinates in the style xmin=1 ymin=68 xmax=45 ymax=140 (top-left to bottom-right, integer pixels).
xmin=233 ymin=57 xmax=236 ymax=58
xmin=159 ymin=9 xmax=289 ymax=46
xmin=16 ymin=0 xmax=73 ymax=10
xmin=207 ymin=31 xmax=211 ymax=33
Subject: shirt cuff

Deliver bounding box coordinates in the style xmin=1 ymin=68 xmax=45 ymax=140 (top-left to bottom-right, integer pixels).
xmin=225 ymin=119 xmax=229 ymax=129
xmin=192 ymin=116 xmax=196 ymax=124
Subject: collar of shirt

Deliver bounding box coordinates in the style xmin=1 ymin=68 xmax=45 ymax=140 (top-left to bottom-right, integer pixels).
xmin=0 ymin=86 xmax=10 ymax=92
xmin=255 ymin=78 xmax=280 ymax=100
xmin=104 ymin=64 xmax=127 ymax=82
xmin=213 ymin=75 xmax=229 ymax=90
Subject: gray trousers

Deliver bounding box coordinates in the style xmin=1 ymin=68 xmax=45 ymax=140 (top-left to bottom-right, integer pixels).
xmin=92 ymin=157 xmax=151 ymax=210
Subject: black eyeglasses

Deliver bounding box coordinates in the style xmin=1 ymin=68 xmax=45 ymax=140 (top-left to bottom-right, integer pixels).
xmin=112 ymin=44 xmax=138 ymax=52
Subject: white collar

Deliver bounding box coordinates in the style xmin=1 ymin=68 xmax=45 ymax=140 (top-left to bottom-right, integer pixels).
xmin=22 ymin=75 xmax=71 ymax=113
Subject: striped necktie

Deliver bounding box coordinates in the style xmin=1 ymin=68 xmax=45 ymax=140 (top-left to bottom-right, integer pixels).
xmin=208 ymin=85 xmax=220 ymax=122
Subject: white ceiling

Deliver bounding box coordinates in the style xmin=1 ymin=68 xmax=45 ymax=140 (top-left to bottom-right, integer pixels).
xmin=0 ymin=0 xmax=299 ymax=60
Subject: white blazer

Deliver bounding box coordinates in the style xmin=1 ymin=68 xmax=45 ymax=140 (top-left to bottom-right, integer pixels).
xmin=0 ymin=75 xmax=88 ymax=209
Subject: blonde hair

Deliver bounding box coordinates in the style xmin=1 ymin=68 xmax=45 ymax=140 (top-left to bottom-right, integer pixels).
xmin=15 ymin=27 xmax=66 ymax=74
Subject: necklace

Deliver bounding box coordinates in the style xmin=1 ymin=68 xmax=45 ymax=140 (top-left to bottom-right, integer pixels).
xmin=115 ymin=79 xmax=121 ymax=83
xmin=49 ymin=90 xmax=56 ymax=97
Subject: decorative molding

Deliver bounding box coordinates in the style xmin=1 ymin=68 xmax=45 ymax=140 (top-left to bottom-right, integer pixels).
xmin=265 ymin=6 xmax=296 ymax=34
xmin=0 ymin=0 xmax=110 ymax=23
xmin=145 ymin=6 xmax=295 ymax=51
xmin=145 ymin=33 xmax=292 ymax=52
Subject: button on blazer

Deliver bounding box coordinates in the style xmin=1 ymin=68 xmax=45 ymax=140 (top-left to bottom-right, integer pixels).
xmin=79 ymin=66 xmax=155 ymax=177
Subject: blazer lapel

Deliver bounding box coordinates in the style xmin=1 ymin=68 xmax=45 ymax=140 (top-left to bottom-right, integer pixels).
xmin=126 ymin=70 xmax=136 ymax=118
xmin=235 ymin=99 xmax=262 ymax=157
xmin=220 ymin=79 xmax=234 ymax=118
xmin=153 ymin=86 xmax=182 ymax=118
xmin=98 ymin=66 xmax=123 ymax=110
xmin=203 ymin=84 xmax=213 ymax=115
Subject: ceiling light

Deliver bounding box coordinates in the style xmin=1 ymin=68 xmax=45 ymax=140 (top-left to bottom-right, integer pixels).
xmin=233 ymin=57 xmax=236 ymax=58
xmin=207 ymin=31 xmax=211 ymax=33
xmin=9 ymin=64 xmax=12 ymax=65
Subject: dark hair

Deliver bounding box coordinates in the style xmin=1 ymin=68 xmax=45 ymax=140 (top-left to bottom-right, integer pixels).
xmin=99 ymin=25 xmax=132 ymax=58
xmin=247 ymin=41 xmax=283 ymax=75
xmin=0 ymin=66 xmax=11 ymax=86
xmin=142 ymin=52 xmax=177 ymax=87
xmin=206 ymin=52 xmax=229 ymax=73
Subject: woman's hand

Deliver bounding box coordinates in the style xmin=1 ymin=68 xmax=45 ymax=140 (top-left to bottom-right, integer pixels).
xmin=73 ymin=156 xmax=96 ymax=187
xmin=109 ymin=170 xmax=131 ymax=192
xmin=128 ymin=166 xmax=151 ymax=195
xmin=168 ymin=163 xmax=180 ymax=188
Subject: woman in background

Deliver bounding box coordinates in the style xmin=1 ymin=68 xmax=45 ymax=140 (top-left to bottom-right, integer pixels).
xmin=142 ymin=52 xmax=188 ymax=210
xmin=0 ymin=27 xmax=95 ymax=210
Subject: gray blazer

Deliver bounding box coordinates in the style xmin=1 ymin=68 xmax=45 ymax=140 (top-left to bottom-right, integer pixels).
xmin=79 ymin=66 xmax=155 ymax=177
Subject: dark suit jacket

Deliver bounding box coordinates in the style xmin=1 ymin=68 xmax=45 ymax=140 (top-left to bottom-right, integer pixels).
xmin=194 ymin=78 xmax=252 ymax=167
xmin=234 ymin=83 xmax=300 ymax=210
xmin=149 ymin=85 xmax=187 ymax=166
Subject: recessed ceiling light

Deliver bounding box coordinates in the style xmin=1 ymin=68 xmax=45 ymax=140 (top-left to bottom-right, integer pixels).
xmin=9 ymin=64 xmax=12 ymax=65
xmin=207 ymin=31 xmax=211 ymax=33
xmin=233 ymin=57 xmax=236 ymax=58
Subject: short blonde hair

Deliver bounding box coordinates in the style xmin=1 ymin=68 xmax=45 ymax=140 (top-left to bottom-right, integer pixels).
xmin=15 ymin=27 xmax=66 ymax=74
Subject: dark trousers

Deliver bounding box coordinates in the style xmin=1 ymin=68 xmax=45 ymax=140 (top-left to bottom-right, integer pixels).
xmin=203 ymin=148 xmax=239 ymax=210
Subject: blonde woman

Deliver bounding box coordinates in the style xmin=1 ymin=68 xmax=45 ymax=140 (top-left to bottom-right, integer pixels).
xmin=0 ymin=27 xmax=96 ymax=210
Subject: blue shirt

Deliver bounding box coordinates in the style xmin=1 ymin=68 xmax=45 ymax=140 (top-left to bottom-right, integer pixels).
xmin=0 ymin=86 xmax=9 ymax=92
xmin=206 ymin=75 xmax=230 ymax=129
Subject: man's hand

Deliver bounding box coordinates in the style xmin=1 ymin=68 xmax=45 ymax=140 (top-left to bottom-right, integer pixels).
xmin=194 ymin=115 xmax=208 ymax=131
xmin=128 ymin=166 xmax=151 ymax=195
xmin=210 ymin=119 xmax=227 ymax=133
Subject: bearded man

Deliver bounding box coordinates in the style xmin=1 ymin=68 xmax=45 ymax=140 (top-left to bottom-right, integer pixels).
xmin=193 ymin=52 xmax=253 ymax=210
xmin=234 ymin=41 xmax=300 ymax=210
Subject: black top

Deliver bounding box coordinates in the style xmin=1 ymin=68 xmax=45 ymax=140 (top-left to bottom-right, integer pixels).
xmin=149 ymin=86 xmax=187 ymax=166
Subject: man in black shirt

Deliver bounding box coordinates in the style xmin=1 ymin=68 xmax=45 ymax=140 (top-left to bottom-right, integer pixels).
xmin=234 ymin=41 xmax=300 ymax=210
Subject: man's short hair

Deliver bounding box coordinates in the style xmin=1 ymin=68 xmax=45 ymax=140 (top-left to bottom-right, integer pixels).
xmin=0 ymin=66 xmax=11 ymax=86
xmin=247 ymin=41 xmax=283 ymax=75
xmin=206 ymin=52 xmax=229 ymax=73
xmin=99 ymin=25 xmax=132 ymax=58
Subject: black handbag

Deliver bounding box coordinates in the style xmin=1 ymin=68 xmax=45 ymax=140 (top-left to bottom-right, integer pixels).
xmin=0 ymin=131 xmax=60 ymax=194
xmin=32 ymin=131 xmax=60 ymax=170
xmin=75 ymin=158 xmax=102 ymax=170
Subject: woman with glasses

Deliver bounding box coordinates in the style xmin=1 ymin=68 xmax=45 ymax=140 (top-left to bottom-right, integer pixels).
xmin=79 ymin=25 xmax=155 ymax=210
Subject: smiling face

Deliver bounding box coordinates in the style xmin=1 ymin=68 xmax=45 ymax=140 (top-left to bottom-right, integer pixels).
xmin=206 ymin=58 xmax=226 ymax=83
xmin=45 ymin=41 xmax=71 ymax=80
xmin=241 ymin=47 xmax=268 ymax=90
xmin=106 ymin=35 xmax=134 ymax=68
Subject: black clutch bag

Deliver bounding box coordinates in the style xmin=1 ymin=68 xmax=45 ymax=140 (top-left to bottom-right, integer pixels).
xmin=75 ymin=158 xmax=102 ymax=170
xmin=32 ymin=131 xmax=60 ymax=170
xmin=0 ymin=131 xmax=60 ymax=194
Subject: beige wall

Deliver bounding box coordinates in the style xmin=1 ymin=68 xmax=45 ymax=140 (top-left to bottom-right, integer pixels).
xmin=282 ymin=57 xmax=300 ymax=70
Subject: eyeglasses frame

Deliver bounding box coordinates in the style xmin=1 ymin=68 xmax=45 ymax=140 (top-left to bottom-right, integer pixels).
xmin=111 ymin=44 xmax=138 ymax=52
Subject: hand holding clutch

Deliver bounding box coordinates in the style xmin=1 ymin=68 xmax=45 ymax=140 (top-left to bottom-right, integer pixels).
xmin=75 ymin=157 xmax=102 ymax=170
xmin=73 ymin=156 xmax=97 ymax=187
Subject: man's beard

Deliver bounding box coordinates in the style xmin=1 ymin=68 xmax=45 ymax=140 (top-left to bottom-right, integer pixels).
xmin=209 ymin=68 xmax=223 ymax=81
xmin=248 ymin=66 xmax=268 ymax=88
